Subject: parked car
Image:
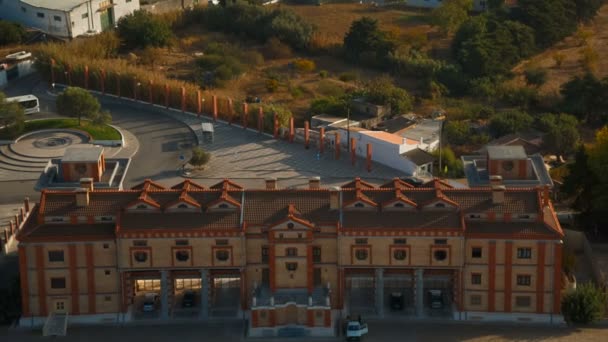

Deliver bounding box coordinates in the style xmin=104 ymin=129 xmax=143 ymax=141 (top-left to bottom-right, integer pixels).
xmin=142 ymin=293 xmax=159 ymax=312
xmin=182 ymin=290 xmax=196 ymax=308
xmin=345 ymin=319 xmax=368 ymax=341
xmin=390 ymin=292 xmax=404 ymax=311
xmin=428 ymin=290 xmax=443 ymax=309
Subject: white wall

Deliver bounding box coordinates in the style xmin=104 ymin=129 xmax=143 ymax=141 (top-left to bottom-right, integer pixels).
xmin=0 ymin=0 xmax=139 ymax=38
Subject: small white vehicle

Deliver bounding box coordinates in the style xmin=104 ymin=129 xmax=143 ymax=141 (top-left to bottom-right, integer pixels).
xmin=142 ymin=293 xmax=159 ymax=312
xmin=346 ymin=320 xmax=368 ymax=341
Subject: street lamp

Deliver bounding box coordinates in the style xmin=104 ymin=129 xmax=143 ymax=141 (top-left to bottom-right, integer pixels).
xmin=201 ymin=98 xmax=206 ymax=115
xmin=135 ymin=82 xmax=141 ymax=101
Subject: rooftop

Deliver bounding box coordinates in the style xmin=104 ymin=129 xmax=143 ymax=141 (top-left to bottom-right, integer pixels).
xmin=17 ymin=178 xmax=563 ymax=241
xmin=402 ymin=148 xmax=435 ymax=166
xmin=461 ymin=154 xmax=554 ymax=188
xmin=21 ymin=0 xmax=90 ymax=11
xmin=486 ymin=146 xmax=527 ymax=160
xmin=62 ymin=146 xmax=103 ymax=163
xmin=359 ymin=131 xmax=405 ymax=145
xmin=397 ymin=119 xmax=442 ymax=145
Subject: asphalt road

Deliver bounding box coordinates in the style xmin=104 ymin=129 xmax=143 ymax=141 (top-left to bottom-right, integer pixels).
xmin=2 ymin=320 xmax=608 ymax=342
xmin=0 ymin=75 xmax=195 ymax=203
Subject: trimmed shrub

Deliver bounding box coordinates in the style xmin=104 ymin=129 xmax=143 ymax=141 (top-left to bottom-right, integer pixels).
xmin=562 ymin=282 xmax=607 ymax=324
xmin=190 ymin=147 xmax=210 ymax=167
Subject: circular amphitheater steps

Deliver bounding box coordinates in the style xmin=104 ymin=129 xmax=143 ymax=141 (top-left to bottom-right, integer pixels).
xmin=0 ymin=145 xmax=51 ymax=175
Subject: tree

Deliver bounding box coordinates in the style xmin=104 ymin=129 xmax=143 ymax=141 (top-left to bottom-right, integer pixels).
xmin=0 ymin=92 xmax=25 ymax=137
xmin=453 ymin=15 xmax=535 ymax=77
xmin=189 ymin=147 xmax=211 ymax=167
xmin=117 ymin=10 xmax=172 ymax=49
xmin=561 ymin=146 xmax=598 ymax=216
xmin=561 ymin=283 xmax=608 ymax=325
xmin=538 ymin=113 xmax=580 ymax=158
xmin=91 ymin=110 xmax=112 ymax=126
xmin=445 ymin=120 xmax=470 ymax=146
xmin=269 ymin=10 xmax=315 ymax=51
xmin=431 ymin=0 xmax=474 ymax=36
xmin=513 ymin=0 xmax=577 ymax=48
xmin=574 ymin=0 xmax=603 ymax=22
xmin=560 ymin=73 xmax=608 ymax=126
xmin=343 ymin=17 xmax=396 ymax=66
xmin=56 ymin=87 xmax=101 ymax=126
xmin=0 ymin=20 xmax=27 ymax=46
xmin=432 ymin=146 xmax=464 ymax=177
xmin=587 ymin=126 xmax=608 ymax=213
xmin=362 ymin=76 xmax=413 ymax=114
xmin=524 ymin=67 xmax=547 ymax=87
xmin=488 ymin=110 xmax=533 ymax=137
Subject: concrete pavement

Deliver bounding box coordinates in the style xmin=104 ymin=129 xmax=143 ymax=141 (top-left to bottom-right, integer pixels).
xmin=2 ymin=319 xmax=608 ymax=342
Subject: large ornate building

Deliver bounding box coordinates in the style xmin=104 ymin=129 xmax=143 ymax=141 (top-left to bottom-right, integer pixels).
xmin=17 ymin=177 xmax=564 ymax=334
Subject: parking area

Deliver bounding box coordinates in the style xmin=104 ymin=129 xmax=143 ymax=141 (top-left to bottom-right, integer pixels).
xmin=211 ymin=275 xmax=240 ymax=317
xmin=172 ymin=278 xmax=201 ymax=319
xmin=132 ymin=278 xmax=161 ymax=320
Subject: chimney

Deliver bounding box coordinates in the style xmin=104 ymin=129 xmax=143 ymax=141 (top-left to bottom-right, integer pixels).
xmin=80 ymin=177 xmax=94 ymax=191
xmin=489 ymin=175 xmax=503 ymax=187
xmin=309 ymin=176 xmax=321 ymax=189
xmin=491 ymin=185 xmax=506 ymax=205
xmin=265 ymin=177 xmax=277 ymax=190
xmin=329 ymin=186 xmax=340 ymax=210
xmin=75 ymin=188 xmax=89 ymax=207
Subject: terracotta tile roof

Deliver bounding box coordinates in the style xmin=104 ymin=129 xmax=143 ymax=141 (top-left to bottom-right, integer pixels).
xmin=210 ymin=179 xmax=243 ymax=190
xmin=131 ymin=179 xmax=166 ymax=191
xmin=378 ymin=178 xmax=414 ymax=189
xmin=120 ymin=212 xmax=240 ymax=230
xmin=465 ymin=221 xmax=557 ymax=237
xmin=343 ymin=211 xmax=461 ymax=229
xmin=341 ymin=178 xmax=375 ymax=189
xmin=243 ymin=190 xmax=337 ymax=225
xmin=41 ymin=191 xmax=140 ymax=216
xmin=26 ymin=224 xmax=116 ymax=239
xmin=171 ymin=179 xmax=206 ymax=191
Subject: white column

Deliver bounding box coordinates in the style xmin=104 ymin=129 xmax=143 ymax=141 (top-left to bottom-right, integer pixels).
xmin=415 ymin=268 xmax=424 ymax=317
xmin=375 ymin=268 xmax=384 ymax=317
xmin=160 ymin=270 xmax=169 ymax=320
xmin=200 ymin=269 xmax=209 ymax=319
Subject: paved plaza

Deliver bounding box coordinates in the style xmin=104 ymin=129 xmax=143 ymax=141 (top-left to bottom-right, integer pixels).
xmin=2 ymin=320 xmax=608 ymax=342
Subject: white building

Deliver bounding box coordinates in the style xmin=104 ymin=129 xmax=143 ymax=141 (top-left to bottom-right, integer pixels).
xmin=0 ymin=0 xmax=139 ymax=39
xmin=327 ymin=128 xmax=435 ymax=177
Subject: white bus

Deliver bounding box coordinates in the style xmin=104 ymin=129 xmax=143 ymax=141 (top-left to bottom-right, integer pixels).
xmin=5 ymin=94 xmax=40 ymax=114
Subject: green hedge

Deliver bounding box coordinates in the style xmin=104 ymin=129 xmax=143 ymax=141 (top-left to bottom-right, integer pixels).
xmin=0 ymin=118 xmax=120 ymax=140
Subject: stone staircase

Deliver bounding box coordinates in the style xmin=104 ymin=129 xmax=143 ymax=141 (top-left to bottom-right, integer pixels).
xmin=0 ymin=145 xmax=51 ymax=181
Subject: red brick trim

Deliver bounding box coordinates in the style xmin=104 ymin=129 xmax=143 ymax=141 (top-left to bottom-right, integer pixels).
xmin=68 ymin=245 xmax=79 ymax=314
xmin=324 ymin=309 xmax=331 ymax=327
xmin=553 ymin=243 xmax=562 ymax=314
xmin=18 ymin=246 xmax=30 ymax=316
xmin=307 ymin=310 xmax=314 ymax=327
xmin=504 ymin=241 xmax=513 ymax=312
xmin=240 ymin=269 xmax=247 ymax=310
xmin=269 ymin=246 xmax=276 ymax=292
xmin=536 ymin=242 xmax=546 ymax=313
xmin=307 ymin=245 xmax=313 ymax=294
xmin=251 ymin=310 xmax=258 ymax=327
xmin=488 ymin=241 xmax=496 ymax=312
xmin=35 ymin=245 xmax=47 ymax=316
xmin=85 ymin=244 xmax=96 ymax=314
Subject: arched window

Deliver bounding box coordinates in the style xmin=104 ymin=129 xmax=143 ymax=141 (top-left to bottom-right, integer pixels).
xmin=177 ymin=203 xmax=188 ymax=209
xmin=394 ymin=202 xmax=405 ymax=208
xmin=136 ymin=204 xmax=147 ymax=209
xmin=287 ymin=222 xmax=295 ymax=229
xmin=354 ymin=203 xmax=365 ymax=208
xmin=434 ymin=202 xmax=446 ymax=208
xmin=218 ymin=203 xmax=229 ymax=209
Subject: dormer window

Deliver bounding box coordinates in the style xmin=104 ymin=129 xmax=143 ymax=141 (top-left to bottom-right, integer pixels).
xmin=394 ymin=203 xmax=405 ymax=208
xmin=177 ymin=203 xmax=188 ymax=209
xmin=287 ymin=222 xmax=295 ymax=229
xmin=354 ymin=203 xmax=365 ymax=208
xmin=518 ymin=214 xmax=531 ymax=219
xmin=136 ymin=204 xmax=147 ymax=209
xmin=469 ymin=214 xmax=481 ymax=219
xmin=435 ymin=203 xmax=446 ymax=208
xmin=218 ymin=203 xmax=229 ymax=209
